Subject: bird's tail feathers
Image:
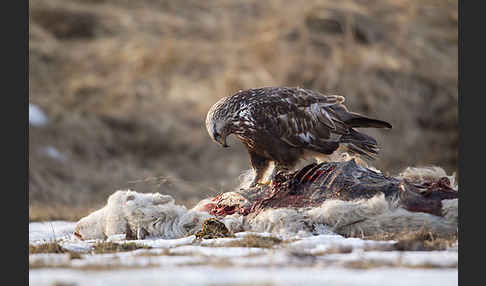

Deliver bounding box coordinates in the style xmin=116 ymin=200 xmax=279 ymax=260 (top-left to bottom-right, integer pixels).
xmin=340 ymin=129 xmax=380 ymax=160
xmin=344 ymin=112 xmax=392 ymax=129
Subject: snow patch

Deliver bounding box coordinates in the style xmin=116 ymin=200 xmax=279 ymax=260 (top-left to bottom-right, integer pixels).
xmin=29 ymin=103 xmax=48 ymax=126
xmin=42 ymin=146 xmax=66 ymax=161
xmin=29 ymin=221 xmax=77 ymax=243
xmin=29 ymin=221 xmax=458 ymax=286
xmin=29 ymin=266 xmax=458 ymax=286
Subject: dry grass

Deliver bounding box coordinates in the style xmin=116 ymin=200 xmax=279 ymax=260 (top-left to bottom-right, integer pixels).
xmin=392 ymin=230 xmax=458 ymax=251
xmin=29 ymin=241 xmax=150 ymax=256
xmin=29 ymin=242 xmax=82 ymax=260
xmin=29 ymin=261 xmax=160 ymax=271
xmin=362 ymin=229 xmax=458 ymax=251
xmin=134 ymin=249 xmax=179 ymax=257
xmin=50 ymin=282 xmax=77 ymax=286
xmin=29 ymin=0 xmax=458 ymax=220
xmin=29 ymin=242 xmax=66 ymax=254
xmin=91 ymin=241 xmax=151 ymax=254
xmin=224 ymin=235 xmax=282 ymax=249
xmin=314 ymin=245 xmax=354 ymax=255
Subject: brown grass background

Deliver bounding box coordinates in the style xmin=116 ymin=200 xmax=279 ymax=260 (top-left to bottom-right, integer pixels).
xmin=29 ymin=0 xmax=458 ymax=221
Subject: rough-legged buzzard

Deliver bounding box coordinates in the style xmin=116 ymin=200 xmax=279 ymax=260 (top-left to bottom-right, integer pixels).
xmin=206 ymin=87 xmax=392 ymax=187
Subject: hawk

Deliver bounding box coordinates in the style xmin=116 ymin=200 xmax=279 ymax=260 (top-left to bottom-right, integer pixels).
xmin=206 ymin=87 xmax=392 ymax=187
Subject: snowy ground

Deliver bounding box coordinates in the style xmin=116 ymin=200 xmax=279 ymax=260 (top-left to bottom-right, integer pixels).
xmin=29 ymin=221 xmax=458 ymax=286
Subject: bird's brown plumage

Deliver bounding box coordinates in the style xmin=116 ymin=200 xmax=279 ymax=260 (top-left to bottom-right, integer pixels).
xmin=206 ymin=87 xmax=392 ymax=187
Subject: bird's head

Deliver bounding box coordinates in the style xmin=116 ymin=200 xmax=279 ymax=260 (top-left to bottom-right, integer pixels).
xmin=206 ymin=98 xmax=232 ymax=148
xmin=207 ymin=119 xmax=231 ymax=148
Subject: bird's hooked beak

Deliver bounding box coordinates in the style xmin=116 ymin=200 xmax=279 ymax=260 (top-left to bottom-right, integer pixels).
xmin=219 ymin=137 xmax=230 ymax=148
xmin=214 ymin=133 xmax=229 ymax=148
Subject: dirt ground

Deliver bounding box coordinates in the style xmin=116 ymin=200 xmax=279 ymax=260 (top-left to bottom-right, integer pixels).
xmin=29 ymin=0 xmax=458 ymax=220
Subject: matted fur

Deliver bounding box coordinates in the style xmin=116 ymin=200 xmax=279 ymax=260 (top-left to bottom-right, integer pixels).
xmin=308 ymin=194 xmax=457 ymax=237
xmin=249 ymin=208 xmax=313 ymax=236
xmin=75 ymin=190 xmax=212 ymax=240
xmin=74 ymin=165 xmax=458 ymax=240
xmin=75 ymin=185 xmax=457 ymax=240
xmin=398 ymin=166 xmax=457 ymax=190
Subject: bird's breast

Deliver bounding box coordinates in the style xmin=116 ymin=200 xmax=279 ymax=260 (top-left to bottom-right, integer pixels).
xmin=235 ymin=134 xmax=256 ymax=150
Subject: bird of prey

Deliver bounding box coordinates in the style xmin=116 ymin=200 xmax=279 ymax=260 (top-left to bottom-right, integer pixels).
xmin=206 ymin=87 xmax=392 ymax=187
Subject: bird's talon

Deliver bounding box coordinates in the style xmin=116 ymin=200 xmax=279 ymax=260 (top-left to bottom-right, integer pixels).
xmin=205 ymin=87 xmax=391 ymax=186
xmin=248 ymin=181 xmax=272 ymax=189
xmin=257 ymin=181 xmax=272 ymax=187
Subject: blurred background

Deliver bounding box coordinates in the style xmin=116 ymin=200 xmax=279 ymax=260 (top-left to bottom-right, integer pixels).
xmin=29 ymin=0 xmax=458 ymax=221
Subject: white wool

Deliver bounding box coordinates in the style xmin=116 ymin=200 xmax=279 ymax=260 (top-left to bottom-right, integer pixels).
xmin=337 ymin=207 xmax=457 ymax=237
xmin=191 ymin=198 xmax=215 ymax=212
xmin=307 ymin=194 xmax=457 ymax=237
xmin=170 ymin=210 xmax=213 ymax=239
xmin=249 ymin=208 xmax=313 ymax=236
xmin=441 ymin=199 xmax=458 ymax=224
xmin=221 ymin=213 xmax=246 ymax=233
xmin=76 ymin=188 xmax=458 ymax=240
xmin=75 ymin=190 xmax=211 ymax=240
xmin=75 ymin=207 xmax=107 ymax=240
xmin=104 ymin=190 xmax=133 ymax=236
xmin=123 ymin=190 xmax=185 ymax=238
xmin=122 ymin=190 xmax=213 ymax=239
xmin=237 ymin=164 xmax=275 ymax=189
xmin=215 ymin=192 xmax=250 ymax=209
xmin=237 ymin=169 xmax=256 ymax=190
xmin=308 ymin=194 xmax=389 ymax=230
xmin=398 ymin=166 xmax=458 ymax=190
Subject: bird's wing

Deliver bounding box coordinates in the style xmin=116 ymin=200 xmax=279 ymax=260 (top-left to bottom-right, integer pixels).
xmin=258 ymin=88 xmax=350 ymax=150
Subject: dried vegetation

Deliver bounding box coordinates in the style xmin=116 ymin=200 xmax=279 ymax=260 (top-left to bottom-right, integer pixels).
xmin=362 ymin=228 xmax=458 ymax=251
xmin=29 ymin=0 xmax=458 ymax=220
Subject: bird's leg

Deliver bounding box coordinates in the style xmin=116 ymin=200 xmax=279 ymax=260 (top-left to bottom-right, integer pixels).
xmin=248 ymin=151 xmax=270 ymax=188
